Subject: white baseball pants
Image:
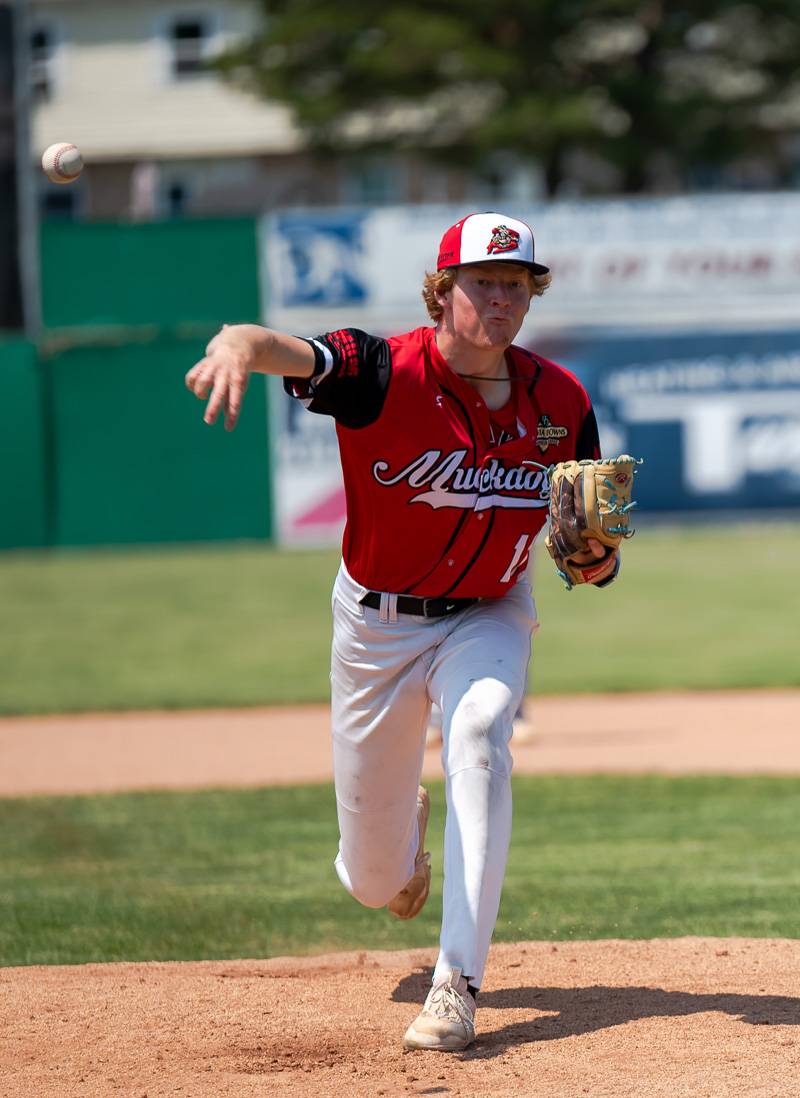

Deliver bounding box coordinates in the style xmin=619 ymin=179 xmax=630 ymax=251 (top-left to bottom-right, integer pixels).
xmin=330 ymin=560 xmax=537 ymax=988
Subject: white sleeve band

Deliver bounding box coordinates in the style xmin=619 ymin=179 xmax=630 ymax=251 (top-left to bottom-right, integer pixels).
xmin=309 ymin=339 xmax=335 ymax=383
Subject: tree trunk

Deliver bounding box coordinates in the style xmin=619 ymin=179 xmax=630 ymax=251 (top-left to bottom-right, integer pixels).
xmin=623 ymin=160 xmax=648 ymax=193
xmin=543 ymin=143 xmax=564 ymax=197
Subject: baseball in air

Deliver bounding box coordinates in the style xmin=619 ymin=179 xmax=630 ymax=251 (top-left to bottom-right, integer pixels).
xmin=41 ymin=142 xmax=83 ymax=184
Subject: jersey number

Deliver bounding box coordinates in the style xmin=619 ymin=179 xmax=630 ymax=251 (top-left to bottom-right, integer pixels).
xmin=500 ymin=534 xmax=533 ymax=584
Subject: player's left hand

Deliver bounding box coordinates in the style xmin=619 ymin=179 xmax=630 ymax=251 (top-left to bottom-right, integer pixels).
xmin=566 ymin=538 xmax=619 ymax=583
xmin=545 ymin=455 xmax=640 ymax=589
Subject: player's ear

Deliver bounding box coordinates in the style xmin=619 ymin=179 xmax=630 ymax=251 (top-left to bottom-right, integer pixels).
xmin=524 ymin=273 xmax=536 ymax=312
xmin=434 ymin=272 xmax=456 ymax=309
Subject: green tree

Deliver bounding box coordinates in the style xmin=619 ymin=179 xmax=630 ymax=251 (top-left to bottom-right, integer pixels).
xmin=220 ymin=1 xmax=800 ymax=195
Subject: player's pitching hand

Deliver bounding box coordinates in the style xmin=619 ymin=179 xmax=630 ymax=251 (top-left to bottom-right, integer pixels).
xmin=566 ymin=538 xmax=619 ymax=582
xmin=185 ymin=325 xmax=255 ymax=431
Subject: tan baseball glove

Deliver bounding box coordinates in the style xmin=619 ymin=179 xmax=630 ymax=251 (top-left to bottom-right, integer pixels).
xmin=544 ymin=455 xmax=642 ymax=590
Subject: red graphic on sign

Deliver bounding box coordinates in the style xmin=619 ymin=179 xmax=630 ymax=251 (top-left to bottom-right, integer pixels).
xmin=293 ymin=487 xmax=346 ymax=530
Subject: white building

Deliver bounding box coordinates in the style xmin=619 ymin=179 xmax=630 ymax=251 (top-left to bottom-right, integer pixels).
xmin=29 ymin=0 xmax=543 ymax=219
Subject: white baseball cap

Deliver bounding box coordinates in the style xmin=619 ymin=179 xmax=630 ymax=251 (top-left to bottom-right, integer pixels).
xmin=437 ymin=211 xmax=549 ymax=275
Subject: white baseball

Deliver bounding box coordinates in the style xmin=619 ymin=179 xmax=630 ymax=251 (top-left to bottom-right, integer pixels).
xmin=41 ymin=143 xmax=84 ymax=184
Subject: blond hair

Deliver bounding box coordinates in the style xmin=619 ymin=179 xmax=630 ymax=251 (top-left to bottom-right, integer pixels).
xmin=422 ymin=266 xmax=552 ymax=321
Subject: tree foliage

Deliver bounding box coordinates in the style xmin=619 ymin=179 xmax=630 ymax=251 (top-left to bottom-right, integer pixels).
xmin=220 ymin=1 xmax=800 ymax=194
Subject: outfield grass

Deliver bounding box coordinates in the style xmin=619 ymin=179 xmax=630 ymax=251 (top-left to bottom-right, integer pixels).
xmin=0 ymin=523 xmax=798 ymax=715
xmin=2 ymin=776 xmax=799 ymax=967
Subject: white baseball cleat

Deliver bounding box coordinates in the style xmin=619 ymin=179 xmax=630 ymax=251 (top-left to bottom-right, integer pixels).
xmin=403 ymin=967 xmax=477 ymax=1051
xmin=387 ymin=786 xmax=431 ymax=920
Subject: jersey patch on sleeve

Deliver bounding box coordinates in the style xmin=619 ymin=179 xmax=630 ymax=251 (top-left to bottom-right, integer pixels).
xmin=327 ymin=330 xmax=360 ymax=378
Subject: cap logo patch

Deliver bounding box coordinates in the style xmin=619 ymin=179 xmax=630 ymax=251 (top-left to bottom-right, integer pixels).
xmin=486 ymin=225 xmax=521 ymax=255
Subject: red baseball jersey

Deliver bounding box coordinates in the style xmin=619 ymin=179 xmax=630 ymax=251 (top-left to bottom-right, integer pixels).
xmin=285 ymin=325 xmax=600 ymax=598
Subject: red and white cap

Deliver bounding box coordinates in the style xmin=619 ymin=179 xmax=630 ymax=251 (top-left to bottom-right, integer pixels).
xmin=437 ymin=212 xmax=549 ymax=275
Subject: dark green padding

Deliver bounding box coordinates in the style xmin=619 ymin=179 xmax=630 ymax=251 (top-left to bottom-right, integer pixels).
xmin=40 ymin=219 xmax=261 ymax=330
xmin=0 ymin=338 xmax=47 ymax=548
xmin=48 ymin=335 xmax=271 ymax=546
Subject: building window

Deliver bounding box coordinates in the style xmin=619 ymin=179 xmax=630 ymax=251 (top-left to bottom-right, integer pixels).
xmin=344 ymin=157 xmax=403 ymax=205
xmin=170 ymin=18 xmax=208 ymax=77
xmin=30 ymin=26 xmax=54 ymax=101
xmin=41 ymin=188 xmax=77 ymax=220
xmin=166 ymin=181 xmax=188 ymax=218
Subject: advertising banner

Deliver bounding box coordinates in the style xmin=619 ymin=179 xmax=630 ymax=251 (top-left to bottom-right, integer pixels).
xmin=263 ymin=194 xmax=800 ymax=338
xmin=269 ymin=376 xmax=343 ymax=545
xmin=539 ymin=329 xmax=800 ymax=512
xmin=262 ymin=196 xmax=800 ymax=543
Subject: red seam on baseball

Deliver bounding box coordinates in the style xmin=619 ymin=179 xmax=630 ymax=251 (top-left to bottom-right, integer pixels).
xmin=54 ymin=144 xmax=80 ymax=180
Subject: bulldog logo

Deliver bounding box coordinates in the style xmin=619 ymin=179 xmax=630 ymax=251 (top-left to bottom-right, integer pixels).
xmin=486 ymin=224 xmax=520 ymax=255
xmin=536 ymin=414 xmax=569 ymax=454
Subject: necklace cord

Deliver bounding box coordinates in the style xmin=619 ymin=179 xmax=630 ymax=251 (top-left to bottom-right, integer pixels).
xmin=455 ymin=373 xmax=525 ymax=381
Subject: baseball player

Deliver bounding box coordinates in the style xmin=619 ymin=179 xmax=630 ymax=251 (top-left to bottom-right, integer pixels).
xmin=185 ymin=212 xmax=620 ymax=1051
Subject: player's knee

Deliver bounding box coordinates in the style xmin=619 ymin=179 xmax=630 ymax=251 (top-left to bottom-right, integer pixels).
xmin=341 ymin=863 xmax=406 ymax=909
xmin=445 ymin=686 xmax=514 ymax=774
xmin=348 ymin=879 xmax=402 ymax=909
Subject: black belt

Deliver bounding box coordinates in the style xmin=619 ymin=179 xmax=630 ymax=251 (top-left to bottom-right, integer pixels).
xmin=359 ymin=592 xmax=479 ymax=619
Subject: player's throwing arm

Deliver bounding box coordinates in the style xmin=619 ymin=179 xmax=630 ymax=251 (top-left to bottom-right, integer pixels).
xmin=185 ymin=324 xmax=316 ymax=431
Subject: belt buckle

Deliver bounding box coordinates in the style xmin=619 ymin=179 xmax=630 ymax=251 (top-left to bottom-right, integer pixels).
xmin=422 ymin=597 xmax=459 ymax=617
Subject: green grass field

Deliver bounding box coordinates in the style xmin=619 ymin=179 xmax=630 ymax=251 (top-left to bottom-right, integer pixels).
xmin=2 ymin=776 xmax=800 ymax=967
xmin=1 ymin=523 xmax=798 ymax=715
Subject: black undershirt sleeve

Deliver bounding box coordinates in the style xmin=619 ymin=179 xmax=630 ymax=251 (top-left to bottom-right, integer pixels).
xmin=574 ymin=405 xmax=601 ymax=460
xmin=283 ymin=328 xmax=392 ymax=428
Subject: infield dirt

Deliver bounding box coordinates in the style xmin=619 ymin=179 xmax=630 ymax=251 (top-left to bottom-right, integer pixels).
xmin=1 ymin=689 xmax=799 ymax=1097
xmin=2 ymin=688 xmax=800 ymax=797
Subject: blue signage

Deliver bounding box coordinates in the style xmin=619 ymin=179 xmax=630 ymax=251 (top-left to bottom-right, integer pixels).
xmin=535 ymin=329 xmax=800 ymax=511
xmin=274 ymin=212 xmax=368 ymax=307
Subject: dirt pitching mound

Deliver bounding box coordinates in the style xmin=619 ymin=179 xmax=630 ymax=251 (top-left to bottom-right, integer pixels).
xmin=2 ymin=938 xmax=799 ymax=1097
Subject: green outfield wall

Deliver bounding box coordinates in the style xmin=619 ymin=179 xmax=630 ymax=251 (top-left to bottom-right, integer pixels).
xmin=44 ymin=335 xmax=271 ymax=547
xmin=40 ymin=219 xmax=261 ymax=330
xmin=0 ymin=338 xmax=48 ymax=549
xmin=2 ymin=218 xmax=272 ymax=550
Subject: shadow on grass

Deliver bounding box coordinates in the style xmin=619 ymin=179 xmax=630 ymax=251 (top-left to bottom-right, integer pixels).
xmin=393 ymin=967 xmax=800 ymax=1061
